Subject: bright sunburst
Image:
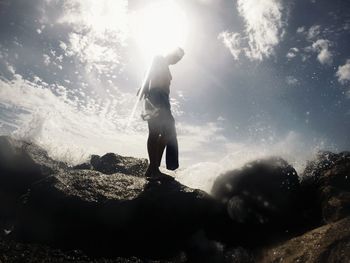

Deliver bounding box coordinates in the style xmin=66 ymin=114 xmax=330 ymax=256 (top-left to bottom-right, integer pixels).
xmin=130 ymin=1 xmax=188 ymax=58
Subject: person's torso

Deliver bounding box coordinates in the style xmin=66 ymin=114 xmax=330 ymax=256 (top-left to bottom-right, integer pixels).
xmin=149 ymin=56 xmax=172 ymax=93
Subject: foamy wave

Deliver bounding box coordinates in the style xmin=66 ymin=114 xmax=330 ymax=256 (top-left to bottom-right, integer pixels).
xmin=176 ymin=132 xmax=331 ymax=193
xmin=0 ymin=75 xmax=147 ymax=164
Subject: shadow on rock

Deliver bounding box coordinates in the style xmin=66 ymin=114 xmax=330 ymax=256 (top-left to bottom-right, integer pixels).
xmin=14 ymin=170 xmax=227 ymax=259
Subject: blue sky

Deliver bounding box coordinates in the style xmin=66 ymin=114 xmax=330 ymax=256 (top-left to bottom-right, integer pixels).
xmin=0 ymin=0 xmax=349 ymax=190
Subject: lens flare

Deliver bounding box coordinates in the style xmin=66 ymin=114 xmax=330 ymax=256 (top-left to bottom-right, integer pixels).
xmin=130 ymin=1 xmax=188 ymax=58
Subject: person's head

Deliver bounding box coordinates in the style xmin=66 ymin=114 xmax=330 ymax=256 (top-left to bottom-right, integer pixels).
xmin=165 ymin=47 xmax=185 ymax=65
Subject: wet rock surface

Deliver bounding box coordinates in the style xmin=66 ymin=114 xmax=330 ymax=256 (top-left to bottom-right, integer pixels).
xmin=301 ymin=151 xmax=350 ymax=223
xmin=14 ymin=170 xmax=225 ymax=259
xmin=0 ymin=136 xmax=67 ymax=225
xmin=0 ymin=136 xmax=67 ymax=192
xmin=0 ymin=236 xmax=185 ymax=263
xmin=256 ymin=217 xmax=350 ymax=263
xmin=74 ymin=153 xmax=148 ymax=177
xmin=0 ymin=137 xmax=349 ymax=262
xmin=211 ymin=157 xmax=303 ymax=245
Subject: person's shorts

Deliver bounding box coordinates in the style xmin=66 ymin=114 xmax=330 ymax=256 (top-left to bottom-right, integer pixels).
xmin=148 ymin=110 xmax=176 ymax=138
xmin=146 ymin=87 xmax=175 ymax=137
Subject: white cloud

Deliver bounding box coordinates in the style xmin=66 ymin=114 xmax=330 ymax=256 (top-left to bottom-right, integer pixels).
xmin=336 ymin=59 xmax=350 ymax=84
xmin=300 ymin=26 xmax=335 ymax=65
xmin=219 ymin=0 xmax=286 ymax=61
xmin=218 ymin=31 xmax=243 ymax=60
xmin=286 ymin=47 xmax=299 ymax=59
xmin=57 ymin=0 xmax=128 ymax=74
xmin=43 ymin=54 xmax=51 ymax=65
xmin=286 ymin=52 xmax=296 ymax=59
xmin=58 ymin=0 xmax=128 ymax=35
xmin=59 ymin=41 xmax=67 ymax=51
xmin=177 ymin=121 xmax=226 ymax=164
xmin=5 ymin=63 xmax=16 ymax=75
xmin=286 ymin=75 xmax=298 ymax=85
xmin=311 ymin=39 xmax=333 ymax=65
xmin=296 ymin=26 xmax=305 ymax=33
xmin=307 ymin=25 xmax=321 ymax=41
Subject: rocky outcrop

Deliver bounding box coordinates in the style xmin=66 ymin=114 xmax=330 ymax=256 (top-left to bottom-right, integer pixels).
xmin=0 ymin=236 xmax=154 ymax=263
xmin=14 ymin=170 xmax=226 ymax=259
xmin=211 ymin=157 xmax=302 ymax=245
xmin=253 ymin=152 xmax=350 ymax=263
xmin=0 ymin=136 xmax=67 ymax=224
xmin=1 ymin=136 xmax=350 ymax=262
xmin=301 ymin=151 xmax=350 ymax=223
xmin=74 ymin=153 xmax=148 ymax=177
xmin=0 ymin=136 xmax=67 ymax=191
xmin=256 ymin=217 xmax=350 ymax=263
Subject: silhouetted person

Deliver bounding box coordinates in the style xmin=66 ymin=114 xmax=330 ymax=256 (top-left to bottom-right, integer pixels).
xmin=138 ymin=47 xmax=185 ymax=180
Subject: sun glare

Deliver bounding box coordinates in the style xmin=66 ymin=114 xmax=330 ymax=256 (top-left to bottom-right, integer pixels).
xmin=130 ymin=1 xmax=188 ymax=58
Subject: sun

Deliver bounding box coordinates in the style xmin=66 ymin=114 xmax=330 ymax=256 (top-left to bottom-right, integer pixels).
xmin=130 ymin=1 xmax=188 ymax=59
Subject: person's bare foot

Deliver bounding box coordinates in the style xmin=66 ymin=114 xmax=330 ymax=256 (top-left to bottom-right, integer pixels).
xmin=145 ymin=167 xmax=174 ymax=182
xmin=145 ymin=165 xmax=160 ymax=178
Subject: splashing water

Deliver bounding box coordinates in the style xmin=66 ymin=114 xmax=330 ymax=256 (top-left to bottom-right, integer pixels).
xmin=0 ymin=75 xmax=148 ymax=165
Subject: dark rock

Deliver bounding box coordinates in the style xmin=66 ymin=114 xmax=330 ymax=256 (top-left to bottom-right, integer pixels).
xmin=211 ymin=157 xmax=301 ymax=245
xmin=256 ymin=217 xmax=350 ymax=263
xmin=184 ymin=230 xmax=224 ymax=263
xmin=302 ymin=151 xmax=350 ymax=179
xmin=0 ymin=136 xmax=67 ymax=191
xmin=72 ymin=161 xmax=92 ymax=170
xmin=74 ymin=153 xmax=148 ymax=177
xmin=223 ymin=247 xmax=254 ymax=263
xmin=90 ymin=154 xmax=102 ymax=168
xmin=14 ymin=170 xmax=226 ymax=259
xmin=0 ymin=235 xmax=185 ymax=263
xmin=0 ymin=136 xmax=67 ymax=222
xmin=301 ymin=151 xmax=350 ymax=223
xmin=3 ymin=137 xmax=350 ymax=261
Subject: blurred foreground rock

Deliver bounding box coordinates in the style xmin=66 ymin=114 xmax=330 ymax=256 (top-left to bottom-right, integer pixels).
xmin=211 ymin=157 xmax=303 ymax=245
xmin=0 ymin=136 xmax=349 ymax=262
xmin=0 ymin=136 xmax=67 ymax=192
xmin=0 ymin=136 xmax=67 ymax=225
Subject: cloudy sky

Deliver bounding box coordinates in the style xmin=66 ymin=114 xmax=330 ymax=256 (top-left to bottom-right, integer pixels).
xmin=0 ymin=0 xmax=349 ymax=189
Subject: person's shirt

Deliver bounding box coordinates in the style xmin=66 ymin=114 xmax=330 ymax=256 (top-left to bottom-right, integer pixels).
xmin=143 ymin=56 xmax=172 ymax=94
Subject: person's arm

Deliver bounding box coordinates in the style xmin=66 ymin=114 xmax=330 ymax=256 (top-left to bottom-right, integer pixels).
xmin=137 ymin=58 xmax=155 ymax=100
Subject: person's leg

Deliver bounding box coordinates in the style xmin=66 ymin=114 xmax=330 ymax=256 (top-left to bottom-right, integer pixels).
xmin=155 ymin=134 xmax=167 ymax=167
xmin=146 ymin=116 xmax=175 ymax=181
xmin=154 ymin=114 xmax=169 ymax=168
xmin=165 ymin=115 xmax=179 ymax=170
xmin=145 ymin=121 xmax=161 ymax=177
